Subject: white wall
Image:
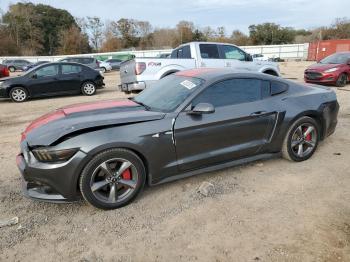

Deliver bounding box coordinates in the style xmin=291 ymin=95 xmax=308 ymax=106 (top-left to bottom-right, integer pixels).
xmin=0 ymin=43 xmax=309 ymax=63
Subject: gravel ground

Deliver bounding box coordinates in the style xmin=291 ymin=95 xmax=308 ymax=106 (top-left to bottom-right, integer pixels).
xmin=1 ymin=63 xmax=350 ymax=262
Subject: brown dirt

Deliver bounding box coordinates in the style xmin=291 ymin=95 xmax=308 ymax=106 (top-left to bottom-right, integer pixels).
xmin=1 ymin=63 xmax=350 ymax=262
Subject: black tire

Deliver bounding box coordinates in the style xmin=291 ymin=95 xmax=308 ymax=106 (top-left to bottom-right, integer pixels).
xmin=124 ymin=91 xmax=131 ymax=95
xmin=101 ymin=67 xmax=106 ymax=73
xmin=282 ymin=116 xmax=320 ymax=162
xmin=81 ymin=81 xmax=96 ymax=96
xmin=9 ymin=87 xmax=28 ymax=102
xmin=79 ymin=148 xmax=146 ymax=210
xmin=336 ymin=73 xmax=348 ymax=87
xmin=8 ymin=66 xmax=15 ymax=72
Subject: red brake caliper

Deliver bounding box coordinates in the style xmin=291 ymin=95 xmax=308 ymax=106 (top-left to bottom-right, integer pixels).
xmin=303 ymin=127 xmax=312 ymax=141
xmin=121 ymin=168 xmax=132 ymax=180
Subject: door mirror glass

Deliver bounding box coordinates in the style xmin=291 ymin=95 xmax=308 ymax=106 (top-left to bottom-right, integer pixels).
xmin=189 ymin=103 xmax=215 ymax=115
xmin=246 ymin=54 xmax=253 ymax=61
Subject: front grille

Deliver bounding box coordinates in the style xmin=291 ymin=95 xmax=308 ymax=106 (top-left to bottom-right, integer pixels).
xmin=305 ymin=71 xmax=323 ymax=80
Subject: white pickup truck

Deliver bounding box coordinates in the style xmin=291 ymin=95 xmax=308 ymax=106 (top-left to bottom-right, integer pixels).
xmin=119 ymin=41 xmax=280 ymax=93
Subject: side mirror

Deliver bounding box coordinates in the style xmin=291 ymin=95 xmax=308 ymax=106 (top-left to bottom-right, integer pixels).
xmin=188 ymin=103 xmax=215 ymax=115
xmin=32 ymin=73 xmax=38 ymax=79
xmin=246 ymin=54 xmax=253 ymax=62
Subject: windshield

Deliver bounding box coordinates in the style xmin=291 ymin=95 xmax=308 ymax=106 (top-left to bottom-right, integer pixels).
xmin=134 ymin=75 xmax=204 ymax=112
xmin=320 ymin=53 xmax=350 ymax=64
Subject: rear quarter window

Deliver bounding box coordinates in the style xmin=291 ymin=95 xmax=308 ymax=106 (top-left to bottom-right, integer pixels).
xmin=271 ymin=81 xmax=289 ymax=96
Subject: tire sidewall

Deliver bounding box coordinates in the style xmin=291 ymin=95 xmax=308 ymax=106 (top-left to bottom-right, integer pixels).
xmin=336 ymin=73 xmax=347 ymax=87
xmin=285 ymin=117 xmax=319 ymax=162
xmin=81 ymin=81 xmax=96 ymax=96
xmin=80 ymin=148 xmax=146 ymax=210
xmin=10 ymin=87 xmax=28 ymax=102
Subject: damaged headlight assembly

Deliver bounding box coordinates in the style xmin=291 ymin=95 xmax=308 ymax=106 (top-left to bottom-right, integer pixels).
xmin=32 ymin=148 xmax=79 ymax=163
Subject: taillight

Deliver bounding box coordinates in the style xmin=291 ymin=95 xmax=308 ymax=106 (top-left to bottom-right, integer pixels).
xmin=135 ymin=62 xmax=146 ymax=75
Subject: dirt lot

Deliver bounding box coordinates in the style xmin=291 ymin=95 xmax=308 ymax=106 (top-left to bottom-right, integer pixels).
xmin=1 ymin=62 xmax=350 ymax=262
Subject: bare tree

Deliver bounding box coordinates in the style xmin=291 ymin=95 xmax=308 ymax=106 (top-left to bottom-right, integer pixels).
xmin=87 ymin=16 xmax=104 ymax=51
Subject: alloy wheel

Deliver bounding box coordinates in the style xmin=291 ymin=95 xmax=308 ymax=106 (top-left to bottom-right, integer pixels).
xmin=11 ymin=89 xmax=27 ymax=102
xmin=89 ymin=158 xmax=138 ymax=204
xmin=83 ymin=83 xmax=96 ymax=95
xmin=290 ymin=124 xmax=317 ymax=158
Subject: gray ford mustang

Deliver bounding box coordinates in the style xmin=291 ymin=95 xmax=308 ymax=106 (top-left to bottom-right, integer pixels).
xmin=17 ymin=69 xmax=339 ymax=210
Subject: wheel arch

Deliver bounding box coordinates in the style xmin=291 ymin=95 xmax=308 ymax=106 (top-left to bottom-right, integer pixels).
xmin=7 ymin=85 xmax=30 ymax=97
xmin=75 ymin=143 xmax=151 ymax=193
xmin=288 ymin=111 xmax=325 ymax=140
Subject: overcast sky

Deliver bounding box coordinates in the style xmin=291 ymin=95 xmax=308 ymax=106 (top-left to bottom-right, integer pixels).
xmin=1 ymin=0 xmax=349 ymax=33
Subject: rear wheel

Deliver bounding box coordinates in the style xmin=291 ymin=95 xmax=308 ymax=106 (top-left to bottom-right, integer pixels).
xmin=336 ymin=73 xmax=348 ymax=87
xmin=10 ymin=87 xmax=28 ymax=102
xmin=79 ymin=148 xmax=146 ymax=210
xmin=81 ymin=81 xmax=96 ymax=96
xmin=282 ymin=116 xmax=319 ymax=162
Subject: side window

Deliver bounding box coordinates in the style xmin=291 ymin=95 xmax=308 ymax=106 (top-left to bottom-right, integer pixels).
xmin=199 ymin=44 xmax=220 ymax=59
xmin=271 ymin=81 xmax=288 ymax=95
xmin=35 ymin=65 xmax=59 ymax=78
xmin=220 ymin=45 xmax=246 ymax=61
xmin=170 ymin=48 xmax=179 ymax=58
xmin=62 ymin=65 xmax=82 ymax=74
xmin=192 ymin=79 xmax=263 ymax=107
xmin=177 ymin=45 xmax=191 ymax=58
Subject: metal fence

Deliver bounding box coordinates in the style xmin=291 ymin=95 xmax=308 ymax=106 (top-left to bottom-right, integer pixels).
xmin=0 ymin=43 xmax=309 ymax=63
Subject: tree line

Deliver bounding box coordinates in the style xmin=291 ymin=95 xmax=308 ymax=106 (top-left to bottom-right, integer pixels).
xmin=0 ymin=2 xmax=349 ymax=56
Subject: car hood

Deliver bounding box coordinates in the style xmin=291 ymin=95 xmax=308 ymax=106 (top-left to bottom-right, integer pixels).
xmin=306 ymin=63 xmax=342 ymax=71
xmin=22 ymin=99 xmax=165 ymax=146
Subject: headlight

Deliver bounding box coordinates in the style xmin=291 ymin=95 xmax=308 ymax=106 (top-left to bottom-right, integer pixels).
xmin=324 ymin=68 xmax=339 ymax=73
xmin=32 ymin=148 xmax=79 ymax=163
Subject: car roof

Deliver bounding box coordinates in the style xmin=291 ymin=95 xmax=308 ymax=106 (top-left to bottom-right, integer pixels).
xmin=175 ymin=68 xmax=280 ymax=82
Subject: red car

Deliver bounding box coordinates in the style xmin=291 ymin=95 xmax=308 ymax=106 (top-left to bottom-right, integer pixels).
xmin=304 ymin=52 xmax=350 ymax=87
xmin=0 ymin=64 xmax=9 ymax=78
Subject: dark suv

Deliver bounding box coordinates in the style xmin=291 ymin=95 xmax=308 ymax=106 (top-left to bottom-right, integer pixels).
xmin=2 ymin=59 xmax=32 ymax=72
xmin=59 ymin=57 xmax=100 ymax=70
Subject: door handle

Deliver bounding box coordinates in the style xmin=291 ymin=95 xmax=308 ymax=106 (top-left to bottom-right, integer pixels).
xmin=250 ymin=111 xmax=267 ymax=116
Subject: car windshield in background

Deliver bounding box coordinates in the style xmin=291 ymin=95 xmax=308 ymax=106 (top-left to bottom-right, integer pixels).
xmin=320 ymin=53 xmax=350 ymax=64
xmin=134 ymin=75 xmax=204 ymax=112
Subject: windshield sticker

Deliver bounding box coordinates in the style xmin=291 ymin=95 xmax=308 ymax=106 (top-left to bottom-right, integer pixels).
xmin=180 ymin=80 xmax=197 ymax=90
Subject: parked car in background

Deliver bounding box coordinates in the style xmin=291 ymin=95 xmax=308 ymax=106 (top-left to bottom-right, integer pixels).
xmin=16 ymin=68 xmax=338 ymax=209
xmin=251 ymin=54 xmax=270 ymax=61
xmin=24 ymin=61 xmax=50 ymax=71
xmin=105 ymin=58 xmax=122 ymax=70
xmin=119 ymin=41 xmax=280 ymax=94
xmin=157 ymin=53 xmax=171 ymax=58
xmin=2 ymin=59 xmax=32 ymax=72
xmin=98 ymin=60 xmax=112 ymax=73
xmin=0 ymin=64 xmax=10 ymax=78
xmin=305 ymin=52 xmax=350 ymax=87
xmin=59 ymin=57 xmax=100 ymax=70
xmin=0 ymin=62 xmax=104 ymax=102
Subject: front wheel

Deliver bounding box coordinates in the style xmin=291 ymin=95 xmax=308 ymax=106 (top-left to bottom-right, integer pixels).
xmin=10 ymin=87 xmax=28 ymax=102
xmin=81 ymin=82 xmax=96 ymax=96
xmin=282 ymin=116 xmax=319 ymax=162
xmin=336 ymin=73 xmax=348 ymax=87
xmin=79 ymin=148 xmax=146 ymax=210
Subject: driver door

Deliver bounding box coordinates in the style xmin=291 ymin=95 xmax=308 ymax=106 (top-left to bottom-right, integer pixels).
xmin=174 ymin=78 xmax=276 ymax=171
xmin=28 ymin=64 xmax=60 ymax=96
